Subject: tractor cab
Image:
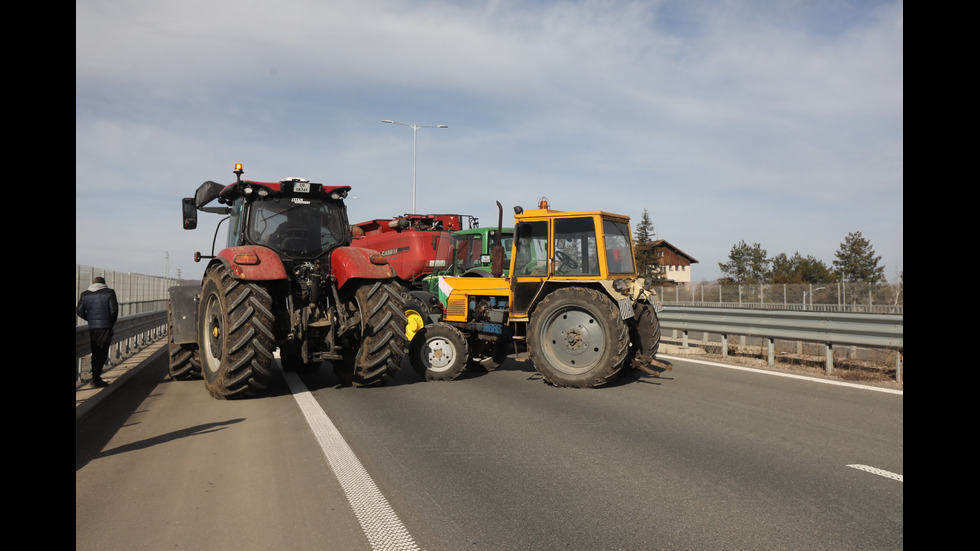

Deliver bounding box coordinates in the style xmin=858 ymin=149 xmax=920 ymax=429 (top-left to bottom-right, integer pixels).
xmin=184 ymin=164 xmax=354 ymax=261
xmin=508 ymin=197 xmax=637 ymax=315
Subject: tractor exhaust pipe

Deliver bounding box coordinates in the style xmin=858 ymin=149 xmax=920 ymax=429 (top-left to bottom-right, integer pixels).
xmin=491 ymin=201 xmax=505 ymax=277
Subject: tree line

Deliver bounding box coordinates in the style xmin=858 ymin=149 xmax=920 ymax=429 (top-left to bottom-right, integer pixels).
xmin=630 ymin=209 xmax=896 ymax=285
xmin=718 ymin=231 xmax=891 ymax=284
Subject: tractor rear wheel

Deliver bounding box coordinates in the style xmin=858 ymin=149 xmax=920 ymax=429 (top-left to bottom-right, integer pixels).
xmin=410 ymin=323 xmax=469 ymax=381
xmin=528 ymin=287 xmax=628 ymax=388
xmin=167 ymin=300 xmax=201 ymax=380
xmin=198 ymin=265 xmax=276 ymax=399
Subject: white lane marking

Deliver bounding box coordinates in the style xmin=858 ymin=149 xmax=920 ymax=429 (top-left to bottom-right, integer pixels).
xmin=659 ymin=354 xmax=903 ymax=395
xmin=282 ymin=368 xmax=421 ymax=551
xmin=848 ymin=464 xmax=903 ymax=482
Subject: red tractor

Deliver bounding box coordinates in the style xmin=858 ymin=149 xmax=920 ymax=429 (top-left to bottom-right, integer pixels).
xmin=168 ymin=164 xmax=412 ymax=399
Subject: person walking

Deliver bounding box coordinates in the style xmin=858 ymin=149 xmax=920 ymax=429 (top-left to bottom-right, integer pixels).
xmin=77 ymin=276 xmax=119 ymax=387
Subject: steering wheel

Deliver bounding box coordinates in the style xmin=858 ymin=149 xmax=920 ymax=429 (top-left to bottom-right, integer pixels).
xmin=279 ymin=228 xmax=310 ymax=250
xmin=554 ymin=250 xmax=579 ymax=273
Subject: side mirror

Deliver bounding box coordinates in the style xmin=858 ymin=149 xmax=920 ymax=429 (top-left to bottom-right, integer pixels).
xmin=182 ymin=197 xmax=198 ymax=230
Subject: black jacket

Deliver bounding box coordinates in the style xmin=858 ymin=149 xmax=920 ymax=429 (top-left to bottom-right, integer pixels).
xmin=77 ymin=284 xmax=119 ymax=329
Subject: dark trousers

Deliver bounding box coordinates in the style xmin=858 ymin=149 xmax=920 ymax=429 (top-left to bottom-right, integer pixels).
xmin=89 ymin=328 xmax=114 ymax=379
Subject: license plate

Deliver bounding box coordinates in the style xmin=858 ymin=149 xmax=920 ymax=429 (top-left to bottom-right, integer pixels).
xmin=294 ymin=182 xmax=310 ymax=193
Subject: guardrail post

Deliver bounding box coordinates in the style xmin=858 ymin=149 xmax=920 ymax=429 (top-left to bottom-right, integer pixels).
xmin=896 ymin=350 xmax=902 ymax=383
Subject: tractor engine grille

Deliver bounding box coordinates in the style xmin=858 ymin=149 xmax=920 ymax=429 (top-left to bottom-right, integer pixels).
xmin=446 ymin=295 xmax=468 ymax=319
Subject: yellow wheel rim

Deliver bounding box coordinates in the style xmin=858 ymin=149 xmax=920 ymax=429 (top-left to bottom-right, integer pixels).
xmin=405 ymin=309 xmax=425 ymax=341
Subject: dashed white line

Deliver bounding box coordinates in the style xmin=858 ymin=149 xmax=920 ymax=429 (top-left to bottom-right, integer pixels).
xmin=282 ymin=368 xmax=421 ymax=551
xmin=847 ymin=464 xmax=903 ymax=482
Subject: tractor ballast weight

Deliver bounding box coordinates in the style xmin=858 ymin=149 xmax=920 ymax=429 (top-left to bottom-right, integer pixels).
xmin=168 ymin=164 xmax=412 ymax=399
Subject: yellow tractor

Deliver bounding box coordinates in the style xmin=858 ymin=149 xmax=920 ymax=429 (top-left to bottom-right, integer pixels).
xmin=411 ymin=198 xmax=667 ymax=387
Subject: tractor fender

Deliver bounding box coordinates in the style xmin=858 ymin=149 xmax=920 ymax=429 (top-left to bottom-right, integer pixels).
xmin=331 ymin=246 xmax=398 ymax=289
xmin=214 ymin=246 xmax=289 ymax=280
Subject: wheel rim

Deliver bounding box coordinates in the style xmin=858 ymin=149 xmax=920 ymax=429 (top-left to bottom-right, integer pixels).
xmin=405 ymin=308 xmax=425 ymax=341
xmin=422 ymin=337 xmax=458 ymax=373
xmin=540 ymin=307 xmax=604 ymax=375
xmin=202 ymin=293 xmax=223 ymax=374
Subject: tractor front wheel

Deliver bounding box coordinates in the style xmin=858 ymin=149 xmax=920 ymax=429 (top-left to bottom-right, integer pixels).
xmin=340 ymin=280 xmax=409 ymax=387
xmin=410 ymin=323 xmax=469 ymax=381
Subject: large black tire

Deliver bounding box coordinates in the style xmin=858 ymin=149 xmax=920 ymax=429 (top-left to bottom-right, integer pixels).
xmin=620 ymin=302 xmax=662 ymax=376
xmin=409 ymin=323 xmax=469 ymax=381
xmin=345 ymin=280 xmax=410 ymax=386
xmin=528 ymin=287 xmax=628 ymax=388
xmin=198 ymin=264 xmax=276 ymax=399
xmin=167 ymin=300 xmax=201 ymax=380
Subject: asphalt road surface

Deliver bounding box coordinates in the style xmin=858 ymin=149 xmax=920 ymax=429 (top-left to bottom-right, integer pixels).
xmin=76 ymin=352 xmax=903 ymax=550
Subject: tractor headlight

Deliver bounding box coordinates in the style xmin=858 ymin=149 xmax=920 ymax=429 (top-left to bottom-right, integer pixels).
xmin=612 ymin=279 xmax=631 ymax=295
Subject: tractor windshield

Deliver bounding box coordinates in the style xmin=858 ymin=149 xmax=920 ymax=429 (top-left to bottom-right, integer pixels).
xmin=247 ymin=196 xmax=349 ymax=257
xmin=603 ymin=219 xmax=635 ymax=274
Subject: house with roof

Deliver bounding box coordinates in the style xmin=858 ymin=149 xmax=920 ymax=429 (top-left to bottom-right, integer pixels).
xmin=641 ymin=239 xmax=699 ymax=285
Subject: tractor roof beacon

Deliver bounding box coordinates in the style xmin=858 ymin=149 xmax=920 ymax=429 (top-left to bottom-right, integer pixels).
xmin=168 ymin=163 xmax=412 ymax=398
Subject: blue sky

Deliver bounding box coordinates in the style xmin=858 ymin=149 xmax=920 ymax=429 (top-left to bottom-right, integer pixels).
xmin=76 ymin=0 xmax=903 ymax=283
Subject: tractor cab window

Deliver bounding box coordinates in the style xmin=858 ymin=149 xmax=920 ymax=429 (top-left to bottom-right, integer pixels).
xmin=225 ymin=200 xmax=244 ymax=249
xmin=494 ymin=232 xmax=514 ymax=264
xmin=554 ymin=217 xmax=599 ymax=276
xmin=453 ymin=234 xmax=483 ymax=273
xmin=603 ymin=219 xmax=635 ymax=274
xmin=513 ymin=221 xmax=549 ymax=276
xmin=248 ymin=196 xmax=348 ymax=257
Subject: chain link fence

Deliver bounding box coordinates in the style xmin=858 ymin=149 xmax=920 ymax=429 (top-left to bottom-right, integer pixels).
xmin=652 ymin=281 xmax=903 ymax=314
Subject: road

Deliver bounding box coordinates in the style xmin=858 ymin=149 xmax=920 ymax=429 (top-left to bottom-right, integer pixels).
xmin=76 ymin=352 xmax=903 ymax=550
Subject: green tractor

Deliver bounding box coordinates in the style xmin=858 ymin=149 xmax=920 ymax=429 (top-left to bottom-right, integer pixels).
xmin=422 ymin=225 xmax=514 ymax=302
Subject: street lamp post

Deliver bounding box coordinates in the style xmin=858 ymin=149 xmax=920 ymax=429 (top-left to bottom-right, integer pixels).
xmin=382 ymin=120 xmax=448 ymax=213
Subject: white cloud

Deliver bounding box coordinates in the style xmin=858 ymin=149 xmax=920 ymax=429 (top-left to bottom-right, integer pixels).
xmin=76 ymin=0 xmax=903 ymax=281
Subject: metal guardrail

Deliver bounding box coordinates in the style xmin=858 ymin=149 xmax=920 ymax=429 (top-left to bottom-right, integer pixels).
xmin=74 ymin=307 xmax=904 ymax=381
xmin=75 ymin=310 xmax=168 ymax=380
xmin=658 ymin=306 xmax=903 ymax=381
